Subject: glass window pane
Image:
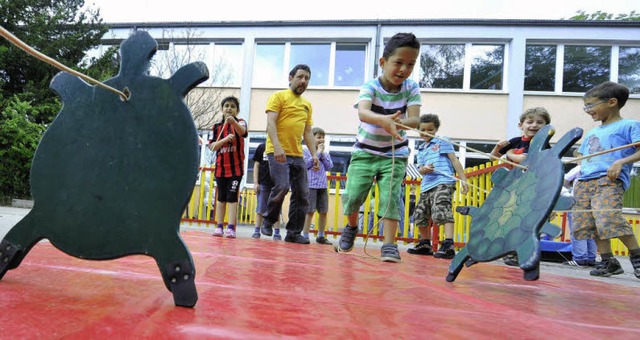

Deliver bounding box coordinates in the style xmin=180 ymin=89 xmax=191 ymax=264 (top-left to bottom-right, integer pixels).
xmin=211 ymin=44 xmax=243 ymax=86
xmin=619 ymin=46 xmax=640 ymax=95
xmin=253 ymin=44 xmax=285 ymax=87
xmin=290 ymin=43 xmax=330 ymax=86
xmin=149 ymin=43 xmax=208 ymax=79
xmin=563 ymin=45 xmax=611 ymax=93
xmin=419 ymin=44 xmax=464 ymax=89
xmin=524 ymin=45 xmax=556 ymax=91
xmin=470 ymin=44 xmax=504 ymax=90
xmin=334 ymin=44 xmax=366 ymax=86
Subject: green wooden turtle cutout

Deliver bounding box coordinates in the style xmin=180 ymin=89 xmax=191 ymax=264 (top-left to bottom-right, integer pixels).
xmin=0 ymin=31 xmax=208 ymax=307
xmin=446 ymin=125 xmax=583 ymax=282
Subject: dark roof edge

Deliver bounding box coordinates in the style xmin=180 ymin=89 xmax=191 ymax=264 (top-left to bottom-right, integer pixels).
xmin=105 ymin=18 xmax=640 ymax=29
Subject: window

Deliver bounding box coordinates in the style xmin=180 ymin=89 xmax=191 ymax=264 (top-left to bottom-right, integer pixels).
xmin=253 ymin=44 xmax=286 ymax=87
xmin=419 ymin=44 xmax=464 ymax=89
xmin=211 ymin=44 xmax=243 ymax=86
xmin=618 ymin=46 xmax=640 ymax=95
xmin=253 ymin=42 xmax=366 ymax=87
xmin=563 ymin=45 xmax=611 ymax=93
xmin=524 ymin=45 xmax=556 ymax=91
xmin=470 ymin=44 xmax=504 ymax=90
xmin=334 ymin=44 xmax=366 ymax=86
xmin=149 ymin=43 xmax=209 ymax=80
xmin=290 ymin=43 xmax=331 ymax=86
xmin=418 ymin=43 xmax=504 ymax=91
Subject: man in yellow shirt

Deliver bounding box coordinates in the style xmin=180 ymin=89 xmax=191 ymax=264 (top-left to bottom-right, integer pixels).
xmin=260 ymin=64 xmax=320 ymax=244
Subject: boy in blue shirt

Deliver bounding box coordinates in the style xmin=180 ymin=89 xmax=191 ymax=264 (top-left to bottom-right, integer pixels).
xmin=572 ymin=81 xmax=640 ymax=278
xmin=407 ymin=114 xmax=468 ymax=258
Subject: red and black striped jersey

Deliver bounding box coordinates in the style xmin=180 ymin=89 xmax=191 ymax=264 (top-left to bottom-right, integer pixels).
xmin=210 ymin=118 xmax=248 ymax=178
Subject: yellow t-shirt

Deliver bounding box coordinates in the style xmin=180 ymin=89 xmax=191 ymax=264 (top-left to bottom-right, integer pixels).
xmin=265 ymin=89 xmax=313 ymax=157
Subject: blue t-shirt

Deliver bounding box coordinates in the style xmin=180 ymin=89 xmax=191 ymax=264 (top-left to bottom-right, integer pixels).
xmin=416 ymin=137 xmax=456 ymax=192
xmin=578 ymin=119 xmax=640 ymax=190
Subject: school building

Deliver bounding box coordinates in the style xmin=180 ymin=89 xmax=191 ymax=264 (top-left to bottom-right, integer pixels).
xmin=98 ymin=18 xmax=640 ymax=182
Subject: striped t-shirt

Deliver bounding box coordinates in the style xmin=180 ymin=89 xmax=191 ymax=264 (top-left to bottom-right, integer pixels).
xmin=353 ymin=78 xmax=422 ymax=158
xmin=211 ymin=118 xmax=248 ymax=178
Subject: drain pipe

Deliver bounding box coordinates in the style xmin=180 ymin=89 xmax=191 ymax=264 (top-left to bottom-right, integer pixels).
xmin=373 ymin=23 xmax=381 ymax=77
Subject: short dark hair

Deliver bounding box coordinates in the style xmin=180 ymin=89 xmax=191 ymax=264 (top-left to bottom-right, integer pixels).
xmin=220 ymin=96 xmax=240 ymax=110
xmin=520 ymin=107 xmax=551 ymax=124
xmin=383 ymin=33 xmax=420 ymax=59
xmin=312 ymin=127 xmax=325 ymax=136
xmin=584 ymin=81 xmax=629 ymax=109
xmin=420 ymin=113 xmax=440 ymax=129
xmin=289 ymin=64 xmax=311 ymax=78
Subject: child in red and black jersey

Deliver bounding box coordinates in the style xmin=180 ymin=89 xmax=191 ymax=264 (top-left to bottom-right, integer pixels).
xmin=209 ymin=96 xmax=248 ymax=238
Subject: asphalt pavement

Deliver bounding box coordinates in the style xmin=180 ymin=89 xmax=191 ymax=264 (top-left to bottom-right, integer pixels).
xmin=1 ymin=205 xmax=639 ymax=287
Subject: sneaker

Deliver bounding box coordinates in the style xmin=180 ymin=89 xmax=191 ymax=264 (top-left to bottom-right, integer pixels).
xmin=251 ymin=231 xmax=261 ymax=239
xmin=316 ymin=236 xmax=332 ymax=245
xmin=563 ymin=259 xmax=596 ymax=267
xmin=503 ymin=254 xmax=519 ymax=266
xmin=337 ymin=226 xmax=358 ymax=252
xmin=225 ymin=229 xmax=236 ymax=238
xmin=284 ymin=233 xmax=310 ymax=244
xmin=261 ymin=224 xmax=273 ymax=236
xmin=273 ymin=233 xmax=282 ymax=241
xmin=434 ymin=240 xmax=455 ymax=259
xmin=407 ymin=240 xmax=433 ymax=255
xmin=212 ymin=227 xmax=224 ymax=237
xmin=630 ymin=254 xmax=640 ymax=279
xmin=590 ymin=257 xmax=624 ymax=277
xmin=381 ymin=243 xmax=401 ymax=263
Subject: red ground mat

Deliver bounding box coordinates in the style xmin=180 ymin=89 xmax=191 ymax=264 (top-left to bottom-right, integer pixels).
xmin=1 ymin=231 xmax=639 ymax=339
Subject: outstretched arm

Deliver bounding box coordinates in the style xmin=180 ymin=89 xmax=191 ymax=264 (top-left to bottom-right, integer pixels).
xmin=448 ymin=153 xmax=468 ymax=194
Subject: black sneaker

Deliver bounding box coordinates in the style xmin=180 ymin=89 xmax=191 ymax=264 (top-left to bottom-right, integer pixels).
xmin=590 ymin=257 xmax=624 ymax=277
xmin=337 ymin=226 xmax=357 ymax=252
xmin=260 ymin=223 xmax=273 ymax=236
xmin=407 ymin=240 xmax=433 ymax=255
xmin=503 ymin=254 xmax=519 ymax=266
xmin=434 ymin=240 xmax=455 ymax=259
xmin=316 ymin=236 xmax=332 ymax=245
xmin=381 ymin=243 xmax=401 ymax=263
xmin=630 ymin=254 xmax=640 ymax=279
xmin=284 ymin=233 xmax=310 ymax=244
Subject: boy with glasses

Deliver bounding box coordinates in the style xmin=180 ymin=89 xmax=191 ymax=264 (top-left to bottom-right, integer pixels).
xmin=573 ymin=81 xmax=640 ymax=278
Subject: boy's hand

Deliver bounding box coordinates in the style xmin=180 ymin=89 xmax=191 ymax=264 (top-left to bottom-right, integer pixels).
xmin=459 ymin=176 xmax=469 ymax=194
xmin=419 ymin=164 xmax=434 ymax=175
xmin=382 ymin=111 xmax=403 ymax=141
xmin=317 ymin=143 xmax=324 ymax=153
xmin=496 ymin=140 xmax=509 ymax=149
xmin=607 ymin=160 xmax=623 ymax=180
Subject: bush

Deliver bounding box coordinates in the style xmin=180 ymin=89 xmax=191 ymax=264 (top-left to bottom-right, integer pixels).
xmin=0 ymin=97 xmax=46 ymax=200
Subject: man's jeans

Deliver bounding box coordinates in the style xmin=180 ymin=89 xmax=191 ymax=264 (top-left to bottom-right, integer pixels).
xmin=264 ymin=155 xmax=309 ymax=234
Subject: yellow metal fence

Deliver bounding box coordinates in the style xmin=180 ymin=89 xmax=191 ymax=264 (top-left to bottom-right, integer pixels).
xmin=183 ymin=162 xmax=640 ymax=256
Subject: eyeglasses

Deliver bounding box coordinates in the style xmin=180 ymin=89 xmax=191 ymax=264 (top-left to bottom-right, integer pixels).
xmin=583 ymin=100 xmax=607 ymax=112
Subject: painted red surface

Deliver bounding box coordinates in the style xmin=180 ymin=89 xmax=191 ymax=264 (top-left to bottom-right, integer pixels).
xmin=1 ymin=231 xmax=639 ymax=339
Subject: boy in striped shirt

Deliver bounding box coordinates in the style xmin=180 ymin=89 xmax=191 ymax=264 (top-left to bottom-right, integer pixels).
xmin=303 ymin=127 xmax=334 ymax=244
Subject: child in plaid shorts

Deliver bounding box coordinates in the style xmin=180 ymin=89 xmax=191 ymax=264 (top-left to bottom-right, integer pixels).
xmin=573 ymin=81 xmax=640 ymax=278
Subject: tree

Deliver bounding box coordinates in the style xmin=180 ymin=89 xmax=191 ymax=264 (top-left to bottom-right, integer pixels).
xmin=148 ymin=28 xmax=237 ymax=130
xmin=0 ymin=0 xmax=112 ymax=200
xmin=567 ymin=10 xmax=640 ymax=21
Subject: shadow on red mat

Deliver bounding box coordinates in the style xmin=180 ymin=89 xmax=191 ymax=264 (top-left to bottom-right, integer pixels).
xmin=1 ymin=231 xmax=639 ymax=339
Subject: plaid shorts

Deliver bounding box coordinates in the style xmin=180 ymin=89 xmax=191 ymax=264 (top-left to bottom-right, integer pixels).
xmin=572 ymin=177 xmax=633 ymax=240
xmin=412 ymin=184 xmax=455 ymax=226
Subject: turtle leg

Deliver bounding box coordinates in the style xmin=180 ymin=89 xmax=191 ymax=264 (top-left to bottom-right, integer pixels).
xmin=515 ymin=242 xmax=541 ymax=281
xmin=523 ymin=264 xmax=540 ymax=281
xmin=446 ymin=247 xmax=470 ymax=282
xmin=0 ymin=213 xmax=41 ymax=280
xmin=149 ymin=233 xmax=198 ymax=308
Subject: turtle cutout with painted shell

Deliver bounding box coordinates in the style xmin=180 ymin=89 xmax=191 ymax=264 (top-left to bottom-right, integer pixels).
xmin=0 ymin=31 xmax=208 ymax=307
xmin=446 ymin=125 xmax=583 ymax=282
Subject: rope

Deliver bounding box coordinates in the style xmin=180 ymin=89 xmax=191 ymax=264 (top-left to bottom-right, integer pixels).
xmin=563 ymin=141 xmax=640 ymax=164
xmin=395 ymin=122 xmax=527 ymax=170
xmin=0 ymin=25 xmax=130 ymax=101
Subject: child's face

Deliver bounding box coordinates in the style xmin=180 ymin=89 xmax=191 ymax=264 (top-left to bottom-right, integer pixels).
xmin=222 ymin=101 xmax=238 ymax=117
xmin=379 ymin=47 xmax=419 ymax=91
xmin=314 ymin=133 xmax=325 ymax=145
xmin=583 ymin=96 xmax=614 ymax=122
xmin=518 ymin=115 xmax=547 ymax=138
xmin=418 ymin=122 xmax=438 ymax=143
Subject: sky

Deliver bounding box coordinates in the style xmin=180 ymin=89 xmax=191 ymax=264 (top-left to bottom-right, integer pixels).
xmin=84 ymin=0 xmax=638 ymax=23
